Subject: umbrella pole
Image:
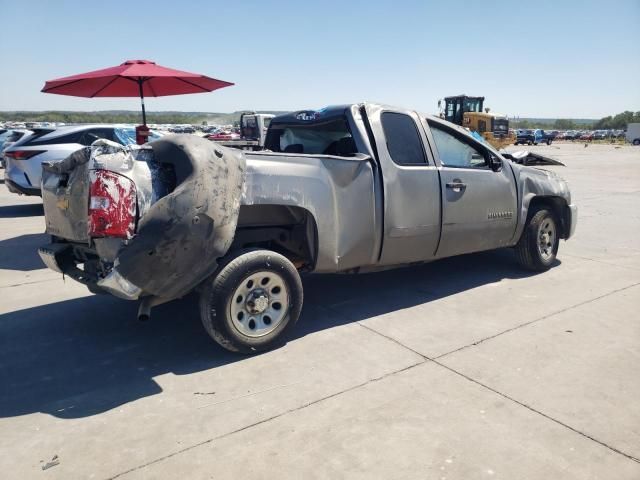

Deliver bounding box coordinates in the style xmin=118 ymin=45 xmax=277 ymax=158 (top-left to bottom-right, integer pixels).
xmin=138 ymin=79 xmax=147 ymax=125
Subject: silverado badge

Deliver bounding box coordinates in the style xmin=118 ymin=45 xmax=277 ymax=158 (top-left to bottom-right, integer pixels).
xmin=488 ymin=210 xmax=513 ymax=220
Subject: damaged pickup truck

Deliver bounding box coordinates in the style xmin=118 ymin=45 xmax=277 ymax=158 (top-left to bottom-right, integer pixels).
xmin=39 ymin=103 xmax=577 ymax=353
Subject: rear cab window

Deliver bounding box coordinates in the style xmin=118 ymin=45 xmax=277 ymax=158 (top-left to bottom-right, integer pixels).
xmin=380 ymin=112 xmax=428 ymax=165
xmin=265 ymin=108 xmax=358 ymax=156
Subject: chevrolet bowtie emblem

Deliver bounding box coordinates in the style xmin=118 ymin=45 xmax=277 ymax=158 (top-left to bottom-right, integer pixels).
xmin=56 ymin=198 xmax=69 ymax=210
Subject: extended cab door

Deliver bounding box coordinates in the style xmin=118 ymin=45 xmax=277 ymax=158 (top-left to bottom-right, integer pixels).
xmin=363 ymin=104 xmax=441 ymax=266
xmin=425 ymin=119 xmax=518 ymax=258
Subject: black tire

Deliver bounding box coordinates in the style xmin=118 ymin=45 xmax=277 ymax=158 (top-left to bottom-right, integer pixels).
xmin=199 ymin=249 xmax=303 ymax=354
xmin=633 ymin=139 xmax=640 ymax=146
xmin=533 ymin=142 xmax=538 ymax=146
xmin=514 ymin=141 xmax=519 ymax=146
xmin=515 ymin=208 xmax=560 ymax=272
xmin=546 ymin=139 xmax=551 ymax=145
xmin=528 ymin=141 xmax=533 ymax=146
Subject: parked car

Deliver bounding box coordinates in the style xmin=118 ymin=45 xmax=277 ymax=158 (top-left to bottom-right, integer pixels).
xmin=38 ymin=103 xmax=577 ymax=353
xmin=515 ymin=129 xmax=552 ymax=145
xmin=592 ymin=131 xmax=607 ymax=140
xmin=564 ymin=131 xmax=579 ymax=140
xmin=4 ymin=125 xmax=161 ymax=196
xmin=1 ymin=129 xmax=32 ymax=169
xmin=579 ymin=132 xmax=594 ymax=141
xmin=207 ymin=131 xmax=241 ymax=141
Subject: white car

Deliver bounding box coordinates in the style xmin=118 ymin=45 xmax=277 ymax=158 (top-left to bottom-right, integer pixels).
xmin=4 ymin=125 xmax=161 ymax=196
xmin=0 ymin=129 xmax=32 ymax=169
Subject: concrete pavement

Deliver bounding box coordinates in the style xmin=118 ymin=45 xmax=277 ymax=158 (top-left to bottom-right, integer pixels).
xmin=0 ymin=143 xmax=638 ymax=479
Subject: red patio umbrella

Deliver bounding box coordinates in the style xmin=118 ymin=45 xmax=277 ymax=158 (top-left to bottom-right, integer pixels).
xmin=41 ymin=59 xmax=234 ymax=125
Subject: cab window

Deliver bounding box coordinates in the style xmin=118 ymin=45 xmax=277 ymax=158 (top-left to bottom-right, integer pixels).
xmin=265 ymin=117 xmax=356 ymax=156
xmin=381 ymin=112 xmax=427 ymax=165
xmin=429 ymin=124 xmax=488 ymax=169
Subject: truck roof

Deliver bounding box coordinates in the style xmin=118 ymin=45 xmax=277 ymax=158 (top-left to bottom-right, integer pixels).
xmin=270 ymin=105 xmax=352 ymax=126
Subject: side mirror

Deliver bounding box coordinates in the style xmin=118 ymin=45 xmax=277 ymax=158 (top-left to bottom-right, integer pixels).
xmin=489 ymin=154 xmax=502 ymax=172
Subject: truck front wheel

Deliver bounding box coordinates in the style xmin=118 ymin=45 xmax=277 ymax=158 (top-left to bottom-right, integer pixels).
xmin=515 ymin=208 xmax=560 ymax=272
xmin=199 ymin=249 xmax=303 ymax=353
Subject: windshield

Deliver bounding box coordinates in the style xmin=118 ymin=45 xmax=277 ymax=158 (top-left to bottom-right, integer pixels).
xmin=493 ymin=119 xmax=508 ymax=133
xmin=463 ymin=98 xmax=482 ymax=113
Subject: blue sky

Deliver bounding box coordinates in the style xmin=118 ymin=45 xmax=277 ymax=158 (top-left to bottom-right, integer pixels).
xmin=0 ymin=0 xmax=638 ymax=118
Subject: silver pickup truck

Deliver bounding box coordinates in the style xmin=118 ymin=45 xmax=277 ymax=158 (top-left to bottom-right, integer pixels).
xmin=38 ymin=103 xmax=577 ymax=353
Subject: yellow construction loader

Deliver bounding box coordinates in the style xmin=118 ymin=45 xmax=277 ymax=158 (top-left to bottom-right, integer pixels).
xmin=439 ymin=95 xmax=515 ymax=149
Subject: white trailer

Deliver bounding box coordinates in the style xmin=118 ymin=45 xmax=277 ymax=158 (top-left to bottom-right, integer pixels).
xmin=626 ymin=123 xmax=640 ymax=145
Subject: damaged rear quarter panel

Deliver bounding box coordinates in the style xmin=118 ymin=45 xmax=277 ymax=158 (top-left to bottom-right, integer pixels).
xmin=242 ymin=151 xmax=379 ymax=272
xmin=116 ymin=136 xmax=246 ymax=301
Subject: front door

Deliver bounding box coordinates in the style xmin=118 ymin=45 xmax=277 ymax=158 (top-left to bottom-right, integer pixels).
xmin=426 ymin=121 xmax=518 ymax=258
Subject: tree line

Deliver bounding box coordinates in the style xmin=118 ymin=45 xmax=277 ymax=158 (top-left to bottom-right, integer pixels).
xmin=512 ymin=111 xmax=640 ymax=131
xmin=0 ymin=111 xmax=210 ymax=125
xmin=2 ymin=109 xmax=639 ymax=130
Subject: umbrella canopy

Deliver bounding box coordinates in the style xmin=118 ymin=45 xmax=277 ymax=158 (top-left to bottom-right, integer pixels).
xmin=41 ymin=59 xmax=234 ymax=124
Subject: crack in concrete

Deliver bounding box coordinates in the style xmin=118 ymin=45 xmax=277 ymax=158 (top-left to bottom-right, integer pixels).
xmin=356 ymin=283 xmax=640 ymax=465
xmin=431 ymin=359 xmax=640 ymax=464
xmin=434 ymin=281 xmax=640 ymax=359
xmin=106 ymin=359 xmax=427 ymax=480
xmin=0 ymin=277 xmax=61 ymax=289
xmin=562 ymin=253 xmax=640 ymax=272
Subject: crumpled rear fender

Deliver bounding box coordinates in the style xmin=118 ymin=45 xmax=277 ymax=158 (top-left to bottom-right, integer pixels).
xmin=115 ymin=135 xmax=245 ymax=301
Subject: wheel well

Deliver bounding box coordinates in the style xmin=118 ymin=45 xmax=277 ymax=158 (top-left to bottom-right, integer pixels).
xmin=527 ymin=196 xmax=570 ymax=239
xmin=232 ymin=205 xmax=318 ymax=270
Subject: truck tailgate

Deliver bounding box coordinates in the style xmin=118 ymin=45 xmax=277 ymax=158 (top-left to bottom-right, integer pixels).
xmin=42 ymin=147 xmax=90 ymax=243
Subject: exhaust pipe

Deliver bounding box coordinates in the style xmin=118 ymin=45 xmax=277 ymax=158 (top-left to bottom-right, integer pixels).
xmin=137 ymin=297 xmax=152 ymax=321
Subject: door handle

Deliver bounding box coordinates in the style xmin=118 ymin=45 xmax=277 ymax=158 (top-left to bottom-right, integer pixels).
xmin=446 ymin=180 xmax=466 ymax=193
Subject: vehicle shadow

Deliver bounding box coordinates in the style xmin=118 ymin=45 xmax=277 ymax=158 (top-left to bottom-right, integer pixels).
xmin=0 ymin=203 xmax=43 ymax=218
xmin=0 ymin=249 xmax=554 ymax=420
xmin=295 ymin=250 xmax=557 ymax=336
xmin=0 ymin=233 xmax=49 ymax=271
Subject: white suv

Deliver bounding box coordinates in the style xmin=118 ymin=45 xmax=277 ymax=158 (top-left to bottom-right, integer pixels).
xmin=3 ymin=125 xmax=161 ymax=196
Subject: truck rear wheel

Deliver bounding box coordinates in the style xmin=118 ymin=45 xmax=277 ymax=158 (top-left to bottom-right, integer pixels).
xmin=199 ymin=249 xmax=303 ymax=353
xmin=515 ymin=208 xmax=560 ymax=272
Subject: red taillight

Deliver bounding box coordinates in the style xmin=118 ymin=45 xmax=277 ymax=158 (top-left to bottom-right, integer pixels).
xmin=88 ymin=170 xmax=136 ymax=239
xmin=4 ymin=150 xmax=46 ymax=160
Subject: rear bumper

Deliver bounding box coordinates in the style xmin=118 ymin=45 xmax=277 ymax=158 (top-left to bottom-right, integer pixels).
xmin=5 ymin=178 xmax=41 ymax=196
xmin=565 ymin=204 xmax=578 ymax=239
xmin=38 ymin=242 xmax=142 ymax=300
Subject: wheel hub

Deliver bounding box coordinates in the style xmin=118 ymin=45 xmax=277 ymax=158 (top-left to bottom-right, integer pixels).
xmin=246 ymin=288 xmax=269 ymax=314
xmin=228 ymin=271 xmax=290 ymax=338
